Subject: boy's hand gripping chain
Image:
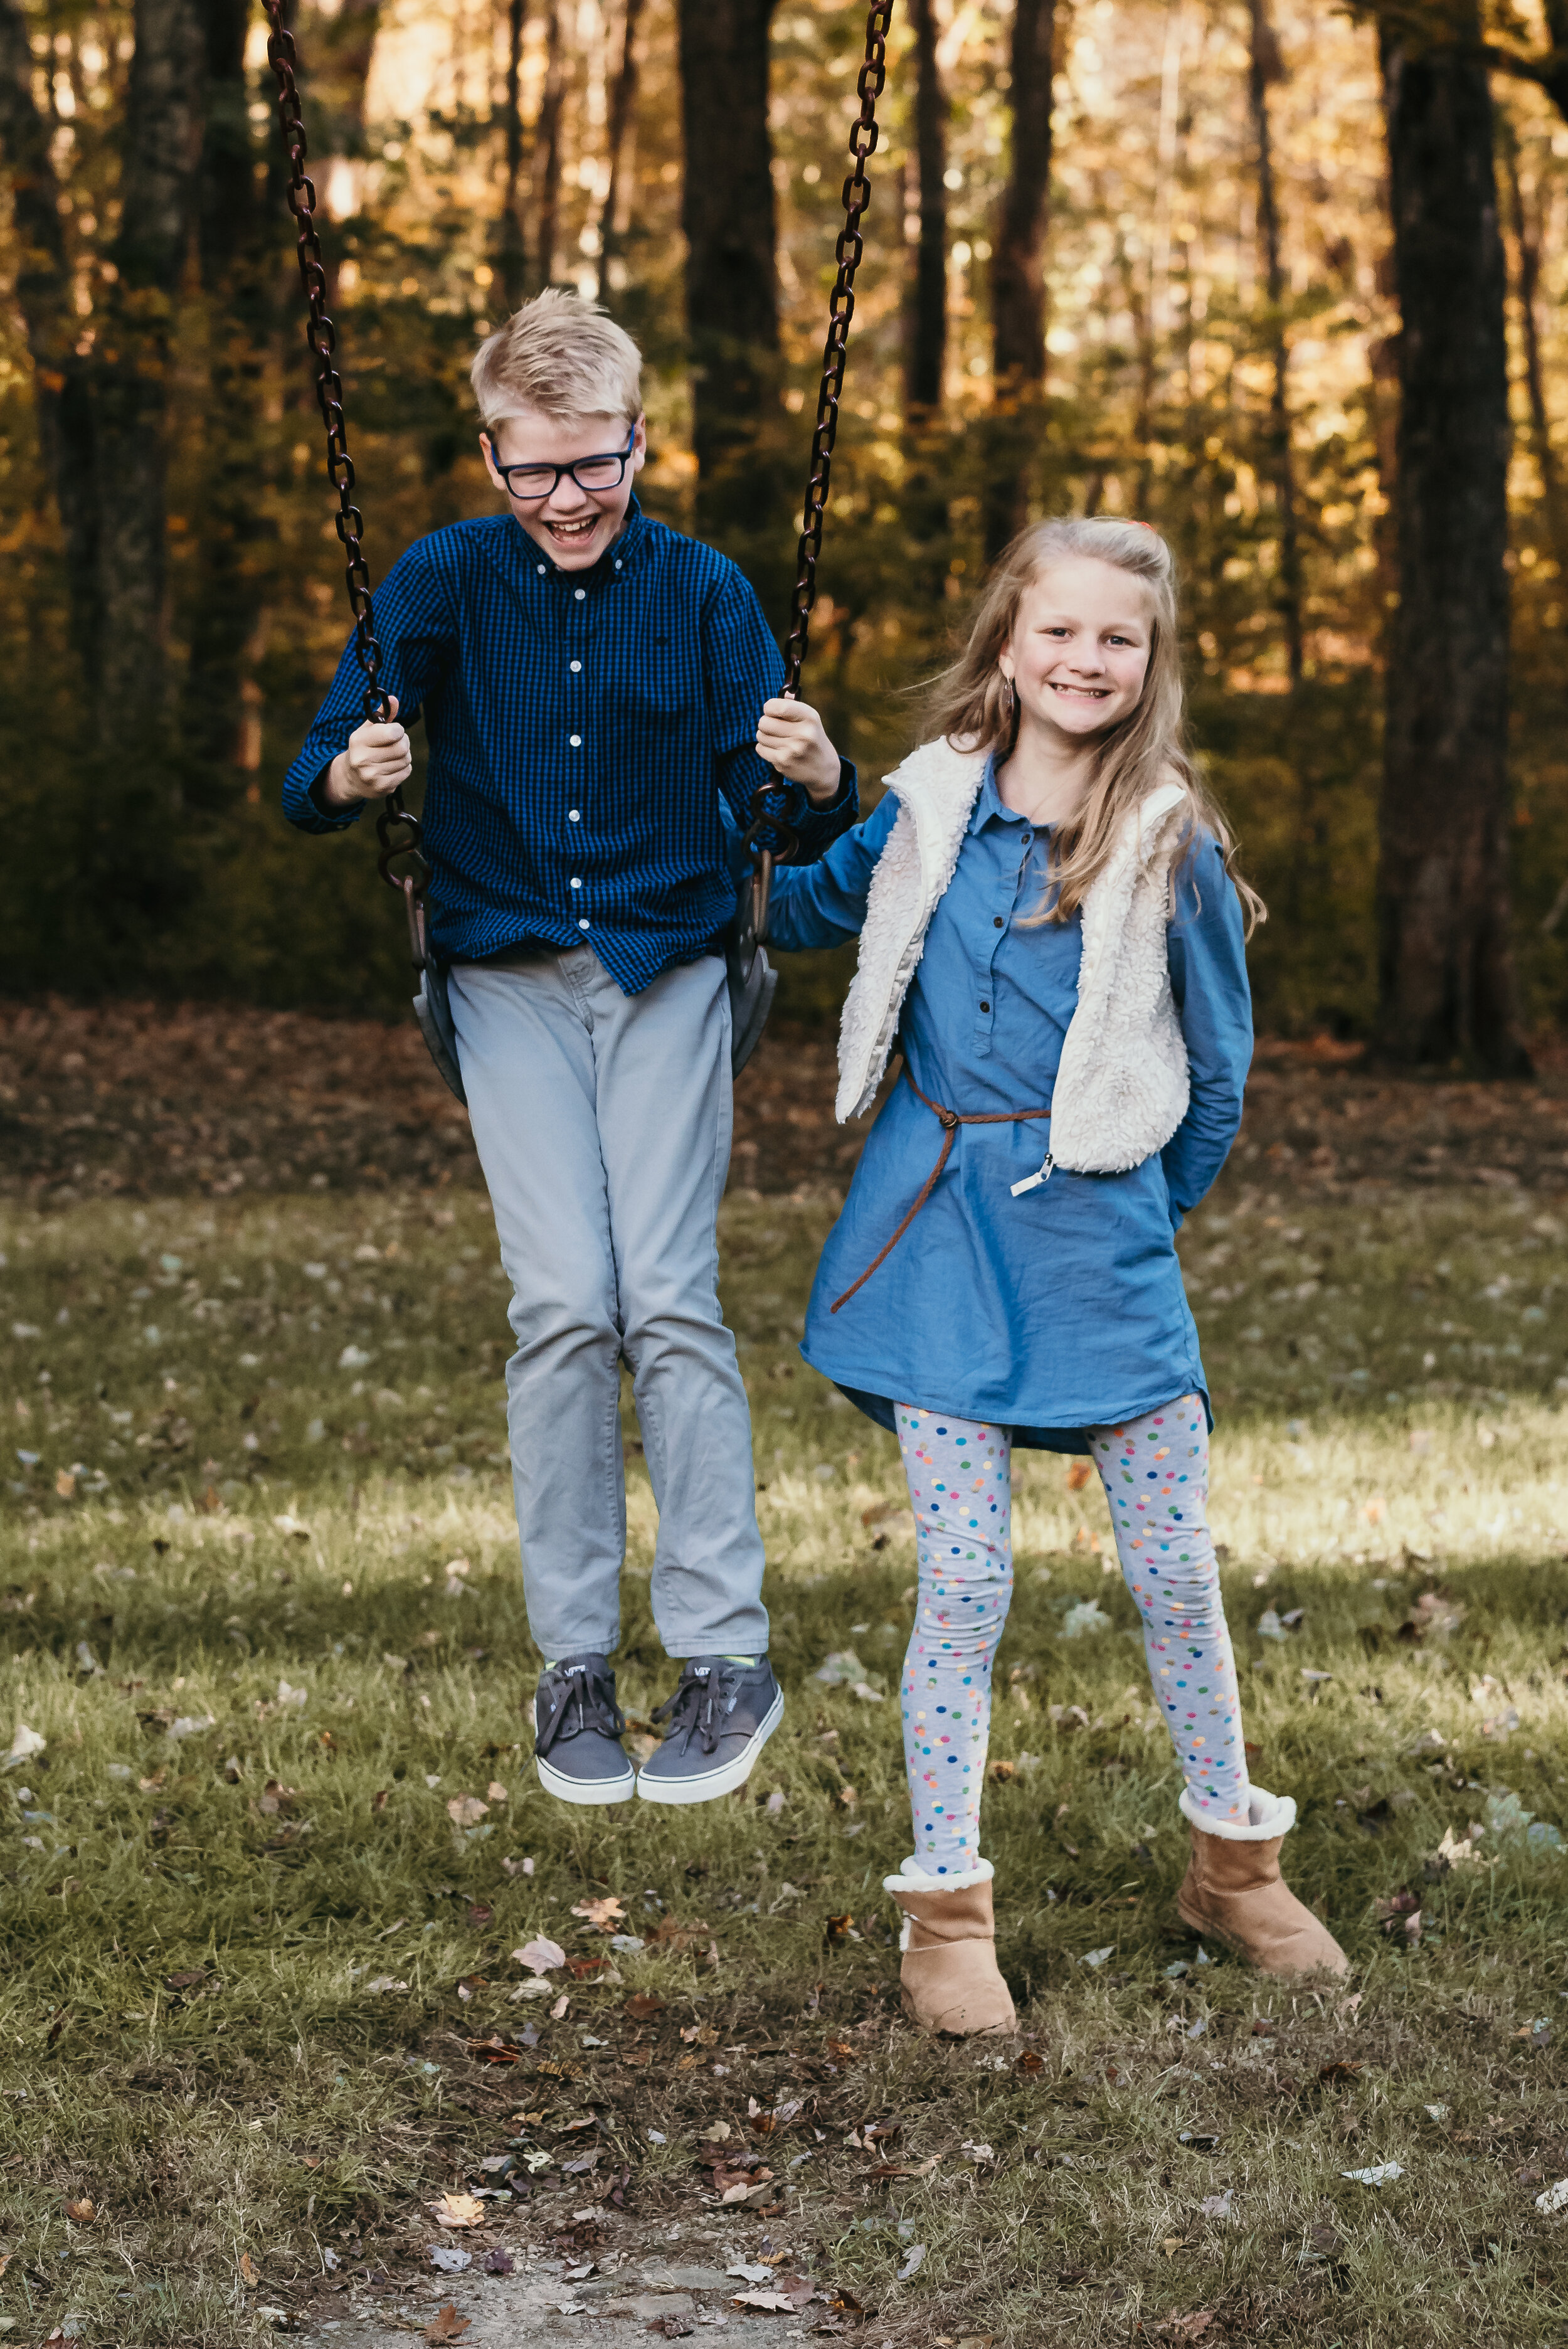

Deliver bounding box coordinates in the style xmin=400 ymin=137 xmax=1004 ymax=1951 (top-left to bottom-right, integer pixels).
xmin=260 ymin=0 xmax=432 ymax=976
xmin=734 ymin=0 xmax=896 ymax=982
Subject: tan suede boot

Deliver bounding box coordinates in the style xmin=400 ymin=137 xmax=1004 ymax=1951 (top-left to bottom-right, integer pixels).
xmin=884 ymin=1860 xmax=1017 ymax=2035
xmin=1175 ymin=1787 xmax=1348 ymax=1978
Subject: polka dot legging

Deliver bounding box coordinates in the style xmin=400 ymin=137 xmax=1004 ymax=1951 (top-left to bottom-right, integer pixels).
xmin=895 ymin=1394 xmax=1248 ymax=1875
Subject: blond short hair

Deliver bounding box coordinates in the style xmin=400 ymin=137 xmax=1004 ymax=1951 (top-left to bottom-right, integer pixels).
xmin=471 ymin=289 xmax=643 ymax=433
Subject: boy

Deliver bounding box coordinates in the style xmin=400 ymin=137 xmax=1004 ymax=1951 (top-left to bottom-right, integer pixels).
xmin=284 ymin=290 xmax=855 ymax=1805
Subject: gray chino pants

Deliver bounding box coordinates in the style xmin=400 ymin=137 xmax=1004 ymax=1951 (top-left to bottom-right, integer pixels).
xmin=447 ymin=947 xmax=768 ymax=1661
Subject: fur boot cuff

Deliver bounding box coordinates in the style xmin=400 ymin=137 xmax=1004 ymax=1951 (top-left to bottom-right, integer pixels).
xmin=882 ymin=1855 xmax=995 ymax=1895
xmin=1179 ymin=1785 xmax=1298 ymax=1842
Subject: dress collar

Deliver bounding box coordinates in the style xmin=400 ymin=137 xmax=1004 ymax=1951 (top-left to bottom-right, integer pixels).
xmin=967 ymin=753 xmax=1022 ymax=835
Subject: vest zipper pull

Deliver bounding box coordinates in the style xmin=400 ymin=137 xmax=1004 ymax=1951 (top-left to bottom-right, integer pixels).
xmin=1010 ymin=1152 xmax=1054 ymax=1198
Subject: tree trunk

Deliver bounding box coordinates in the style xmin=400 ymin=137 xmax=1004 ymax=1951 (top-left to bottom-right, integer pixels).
xmin=185 ymin=0 xmax=276 ymax=782
xmin=299 ymin=0 xmax=381 ymax=170
xmin=499 ymin=0 xmax=530 ymax=309
xmin=903 ymin=0 xmax=946 ymax=413
xmin=675 ymin=0 xmax=780 ymax=504
xmin=0 ymin=0 xmax=103 ymax=691
xmin=984 ymin=0 xmax=1053 ymax=558
xmin=532 ymin=0 xmax=566 ymax=287
xmin=1375 ymin=6 xmax=1523 ymax=1072
xmin=93 ymin=0 xmax=202 ymax=741
xmin=1247 ymin=0 xmax=1301 ymax=691
xmin=1498 ymin=111 xmax=1568 ymax=578
xmin=596 ymin=0 xmax=645 ymax=299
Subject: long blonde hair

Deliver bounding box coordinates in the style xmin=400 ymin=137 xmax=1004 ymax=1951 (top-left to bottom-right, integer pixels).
xmin=923 ymin=516 xmax=1265 ymax=934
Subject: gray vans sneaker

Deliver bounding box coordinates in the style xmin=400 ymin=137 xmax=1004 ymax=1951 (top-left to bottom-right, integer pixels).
xmin=635 ymin=1657 xmax=784 ymax=1805
xmin=533 ymin=1654 xmax=637 ymax=1805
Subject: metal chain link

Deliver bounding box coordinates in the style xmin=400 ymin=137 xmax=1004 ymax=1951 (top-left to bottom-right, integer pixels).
xmin=741 ymin=0 xmax=896 ymax=938
xmin=260 ymin=0 xmax=430 ymax=945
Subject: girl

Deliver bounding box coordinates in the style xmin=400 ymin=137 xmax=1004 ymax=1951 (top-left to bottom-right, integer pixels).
xmin=755 ymin=517 xmax=1347 ymax=2035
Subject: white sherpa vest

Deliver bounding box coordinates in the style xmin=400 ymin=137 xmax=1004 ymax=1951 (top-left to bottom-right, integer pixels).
xmin=834 ymin=738 xmax=1192 ymax=1174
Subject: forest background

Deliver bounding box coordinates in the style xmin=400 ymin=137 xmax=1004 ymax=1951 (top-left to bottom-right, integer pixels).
xmin=2 ymin=0 xmax=1567 ymax=1058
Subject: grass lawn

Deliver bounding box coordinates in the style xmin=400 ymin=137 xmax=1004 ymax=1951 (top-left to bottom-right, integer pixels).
xmin=3 ymin=1165 xmax=1568 ymax=2345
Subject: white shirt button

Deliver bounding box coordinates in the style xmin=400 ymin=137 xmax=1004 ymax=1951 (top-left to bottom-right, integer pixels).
xmin=578 ymin=918 xmax=590 ymax=931
xmin=569 ymin=660 xmax=582 ymax=673
xmin=613 ymin=559 xmax=622 ymax=570
xmin=570 ymin=877 xmax=582 ymax=890
xmin=568 ymin=809 xmax=581 ymax=822
xmin=537 ymin=563 xmax=546 ymax=575
xmin=574 ymin=587 xmax=586 ymax=600
xmin=569 ymin=734 xmax=582 ymax=746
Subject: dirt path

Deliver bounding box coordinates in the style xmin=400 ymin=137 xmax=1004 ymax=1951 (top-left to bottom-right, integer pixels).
xmin=4 ymin=999 xmax=1568 ymax=1206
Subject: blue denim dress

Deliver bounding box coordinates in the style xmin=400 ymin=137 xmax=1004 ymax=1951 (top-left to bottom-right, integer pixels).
xmin=766 ymin=762 xmax=1253 ymax=1453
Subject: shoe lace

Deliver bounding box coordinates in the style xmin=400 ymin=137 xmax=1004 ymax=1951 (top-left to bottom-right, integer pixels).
xmin=535 ymin=1660 xmax=626 ymax=1758
xmin=651 ymin=1661 xmax=743 ymax=1756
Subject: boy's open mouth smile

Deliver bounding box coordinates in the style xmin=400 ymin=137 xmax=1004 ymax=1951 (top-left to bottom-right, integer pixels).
xmin=542 ymin=513 xmax=601 ymax=544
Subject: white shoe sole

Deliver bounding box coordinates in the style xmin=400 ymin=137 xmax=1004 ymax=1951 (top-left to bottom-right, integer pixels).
xmin=535 ymin=1751 xmax=637 ymax=1806
xmin=635 ymin=1687 xmax=784 ymax=1806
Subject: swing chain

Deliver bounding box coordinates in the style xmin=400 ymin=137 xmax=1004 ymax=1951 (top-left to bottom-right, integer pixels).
xmin=260 ymin=0 xmax=430 ymax=930
xmin=739 ymin=0 xmax=895 ymax=942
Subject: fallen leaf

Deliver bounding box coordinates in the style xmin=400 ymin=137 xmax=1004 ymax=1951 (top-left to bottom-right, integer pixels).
xmin=431 ymin=2193 xmax=485 ymax=2230
xmin=1374 ymin=1890 xmax=1422 ymax=1945
xmin=645 ymin=1916 xmax=711 ymax=1952
xmin=63 ymin=2198 xmax=96 ymax=2224
xmin=4 ymin=1724 xmax=45 ymax=1769
xmin=240 ymin=2253 xmax=260 ymax=2286
xmin=481 ymin=2249 xmax=514 ymax=2276
xmin=423 ymin=2303 xmax=472 ymax=2343
xmin=625 ymin=1991 xmax=666 ymax=2021
xmin=1199 ymin=2189 xmax=1233 ymax=2220
xmin=1535 ymin=2177 xmax=1568 ymax=2215
xmin=1317 ymin=2060 xmax=1364 ymax=2083
xmin=896 ymin=2244 xmax=926 ymax=2281
xmin=428 ymin=2246 xmax=472 ymax=2275
xmin=1152 ymin=2316 xmax=1214 ymax=2342
xmin=733 ymin=2291 xmax=802 ymax=2313
xmin=513 ymin=1936 xmax=566 ymax=1975
xmin=446 ymin=1796 xmax=489 ymax=1828
xmin=1341 ymin=2162 xmax=1404 ymax=2186
xmin=1064 ymin=1459 xmax=1093 ymax=1490
xmin=1014 ymin=2050 xmax=1046 ymax=2077
xmin=465 ymin=2035 xmax=521 ymax=2065
xmin=571 ymin=1895 xmax=625 ymax=1931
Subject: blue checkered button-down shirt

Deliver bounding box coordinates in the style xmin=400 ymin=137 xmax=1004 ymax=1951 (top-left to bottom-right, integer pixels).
xmin=283 ymin=501 xmax=857 ymax=993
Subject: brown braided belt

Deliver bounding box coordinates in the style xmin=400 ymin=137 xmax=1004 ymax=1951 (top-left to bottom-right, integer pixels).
xmin=829 ymin=1064 xmax=1052 ymax=1313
